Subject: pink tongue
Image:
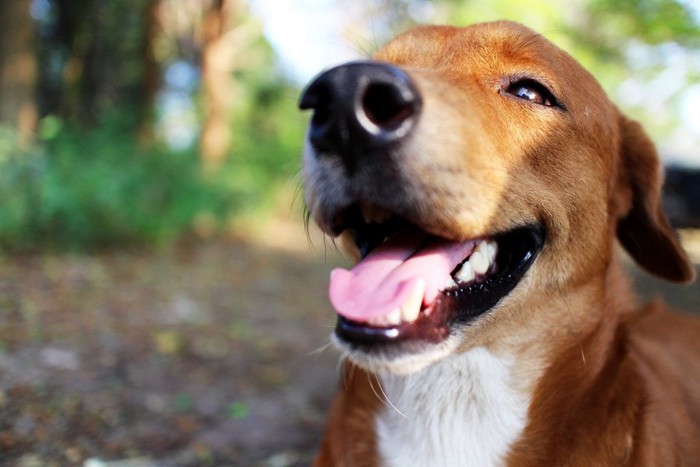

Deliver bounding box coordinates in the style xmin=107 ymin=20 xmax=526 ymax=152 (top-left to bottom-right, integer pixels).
xmin=329 ymin=230 xmax=476 ymax=322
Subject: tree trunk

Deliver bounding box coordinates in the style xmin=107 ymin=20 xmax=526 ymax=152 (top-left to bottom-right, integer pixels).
xmin=200 ymin=0 xmax=240 ymax=171
xmin=0 ymin=0 xmax=38 ymax=148
xmin=139 ymin=0 xmax=163 ymax=141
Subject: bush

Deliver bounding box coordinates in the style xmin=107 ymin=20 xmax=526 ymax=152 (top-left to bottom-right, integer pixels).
xmin=0 ymin=114 xmax=226 ymax=252
xmin=0 ymin=79 xmax=307 ymax=253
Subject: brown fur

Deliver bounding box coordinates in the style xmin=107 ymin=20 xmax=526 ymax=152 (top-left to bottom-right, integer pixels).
xmin=304 ymin=21 xmax=699 ymax=466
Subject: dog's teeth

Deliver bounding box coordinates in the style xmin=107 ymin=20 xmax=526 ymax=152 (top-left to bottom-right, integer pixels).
xmin=452 ymin=240 xmax=498 ymax=284
xmin=476 ymin=239 xmax=489 ymax=256
xmin=470 ymin=243 xmax=490 ymax=275
xmin=386 ymin=308 xmax=402 ymax=326
xmin=454 ymin=261 xmax=475 ymax=283
xmin=400 ymin=279 xmax=425 ymax=323
xmin=445 ymin=276 xmax=458 ymax=289
xmin=486 ymin=240 xmax=498 ymax=263
xmin=401 ymin=305 xmax=420 ymax=323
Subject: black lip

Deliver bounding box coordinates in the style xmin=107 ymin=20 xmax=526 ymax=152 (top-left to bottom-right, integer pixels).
xmin=335 ymin=225 xmax=545 ymax=347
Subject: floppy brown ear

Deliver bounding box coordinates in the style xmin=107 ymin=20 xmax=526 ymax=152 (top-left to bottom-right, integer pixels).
xmin=616 ymin=116 xmax=695 ymax=283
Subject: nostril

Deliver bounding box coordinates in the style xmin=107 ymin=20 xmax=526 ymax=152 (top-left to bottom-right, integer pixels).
xmin=361 ymin=82 xmax=416 ymax=129
xmin=300 ymin=82 xmax=334 ymax=128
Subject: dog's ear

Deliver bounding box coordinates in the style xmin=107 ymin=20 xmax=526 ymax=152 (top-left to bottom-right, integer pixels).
xmin=615 ymin=116 xmax=695 ymax=283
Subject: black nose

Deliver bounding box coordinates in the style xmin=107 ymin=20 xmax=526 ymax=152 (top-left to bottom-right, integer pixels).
xmin=299 ymin=61 xmax=421 ymax=161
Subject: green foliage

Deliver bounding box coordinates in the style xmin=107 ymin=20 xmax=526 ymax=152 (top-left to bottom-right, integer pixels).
xmin=0 ymin=113 xmax=230 ymax=252
xmin=226 ymin=84 xmax=306 ymax=217
xmin=586 ymin=0 xmax=700 ymax=46
xmin=0 ymin=77 xmax=306 ymax=253
xmin=435 ymin=0 xmax=700 ymax=150
xmin=443 ymin=0 xmax=566 ymax=33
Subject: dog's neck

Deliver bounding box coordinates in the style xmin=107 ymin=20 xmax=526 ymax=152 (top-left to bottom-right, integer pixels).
xmin=373 ymin=262 xmax=634 ymax=467
xmin=375 ymin=347 xmax=530 ymax=467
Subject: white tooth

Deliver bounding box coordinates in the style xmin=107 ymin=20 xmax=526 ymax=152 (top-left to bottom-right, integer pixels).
xmin=475 ymin=239 xmax=489 ymax=256
xmin=470 ymin=242 xmax=491 ymax=275
xmin=400 ymin=279 xmax=425 ymax=323
xmin=455 ymin=261 xmax=475 ymax=283
xmin=445 ymin=276 xmax=458 ymax=289
xmin=401 ymin=305 xmax=420 ymax=323
xmin=386 ymin=308 xmax=402 ymax=325
xmin=486 ymin=241 xmax=498 ymax=263
xmin=470 ymin=251 xmax=489 ymax=275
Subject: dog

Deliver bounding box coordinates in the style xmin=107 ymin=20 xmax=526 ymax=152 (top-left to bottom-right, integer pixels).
xmin=299 ymin=21 xmax=700 ymax=466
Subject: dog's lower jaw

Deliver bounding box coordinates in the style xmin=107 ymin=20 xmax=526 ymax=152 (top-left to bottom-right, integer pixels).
xmin=375 ymin=347 xmax=530 ymax=467
xmin=332 ymin=332 xmax=462 ymax=376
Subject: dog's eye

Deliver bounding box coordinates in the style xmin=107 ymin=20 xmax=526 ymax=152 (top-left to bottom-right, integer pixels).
xmin=506 ymin=79 xmax=557 ymax=107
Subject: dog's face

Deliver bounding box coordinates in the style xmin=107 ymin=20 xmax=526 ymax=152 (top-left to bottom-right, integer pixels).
xmin=300 ymin=21 xmax=694 ymax=374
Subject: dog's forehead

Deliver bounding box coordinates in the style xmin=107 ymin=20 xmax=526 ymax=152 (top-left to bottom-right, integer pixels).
xmin=375 ymin=21 xmax=612 ymax=121
xmin=376 ymin=21 xmax=581 ymax=81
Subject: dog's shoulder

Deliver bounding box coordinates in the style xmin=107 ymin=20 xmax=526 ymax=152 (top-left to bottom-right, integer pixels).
xmin=625 ymin=299 xmax=700 ymax=371
xmin=622 ymin=301 xmax=700 ymax=464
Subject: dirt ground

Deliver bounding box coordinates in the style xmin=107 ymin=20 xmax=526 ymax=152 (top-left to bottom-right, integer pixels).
xmin=0 ymin=219 xmax=698 ymax=466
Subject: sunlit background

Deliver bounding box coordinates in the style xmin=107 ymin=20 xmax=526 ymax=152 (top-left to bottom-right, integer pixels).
xmin=3 ymin=0 xmax=700 ymax=253
xmin=0 ymin=0 xmax=699 ymax=465
xmin=255 ymin=0 xmax=700 ymax=166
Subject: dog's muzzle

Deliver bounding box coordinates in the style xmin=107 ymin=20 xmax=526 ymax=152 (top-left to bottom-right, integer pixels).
xmin=299 ymin=61 xmax=544 ymax=352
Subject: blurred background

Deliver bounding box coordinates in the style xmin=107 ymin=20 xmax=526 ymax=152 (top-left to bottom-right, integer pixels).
xmin=0 ymin=0 xmax=698 ymax=465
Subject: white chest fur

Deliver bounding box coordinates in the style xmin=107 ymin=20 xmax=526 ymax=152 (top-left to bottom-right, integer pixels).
xmin=375 ymin=347 xmax=529 ymax=467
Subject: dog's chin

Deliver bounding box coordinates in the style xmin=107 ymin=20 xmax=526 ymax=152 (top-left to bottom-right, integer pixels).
xmin=333 ymin=332 xmax=462 ymax=375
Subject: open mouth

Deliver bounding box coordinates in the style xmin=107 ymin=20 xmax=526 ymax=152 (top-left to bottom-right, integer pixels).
xmin=328 ymin=203 xmax=545 ymax=346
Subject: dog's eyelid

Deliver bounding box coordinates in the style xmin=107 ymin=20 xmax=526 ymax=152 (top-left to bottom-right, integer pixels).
xmin=503 ymin=77 xmax=563 ymax=109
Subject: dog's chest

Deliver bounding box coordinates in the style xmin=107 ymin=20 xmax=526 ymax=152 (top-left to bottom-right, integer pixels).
xmin=375 ymin=348 xmax=529 ymax=467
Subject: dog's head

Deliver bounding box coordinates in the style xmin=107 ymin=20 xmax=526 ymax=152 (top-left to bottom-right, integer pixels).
xmin=299 ymin=21 xmax=695 ymax=374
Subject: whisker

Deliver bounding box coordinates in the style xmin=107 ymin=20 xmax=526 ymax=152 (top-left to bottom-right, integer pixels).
xmin=340 ymin=355 xmax=358 ymax=390
xmin=366 ymin=372 xmax=384 ymax=403
xmin=374 ymin=374 xmax=409 ymax=419
xmin=308 ymin=340 xmax=334 ymax=356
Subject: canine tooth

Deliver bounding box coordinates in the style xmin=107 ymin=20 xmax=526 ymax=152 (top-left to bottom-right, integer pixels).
xmin=401 ymin=305 xmax=420 ymax=323
xmin=386 ymin=308 xmax=402 ymax=326
xmin=455 ymin=261 xmax=475 ymax=283
xmin=400 ymin=279 xmax=425 ymax=323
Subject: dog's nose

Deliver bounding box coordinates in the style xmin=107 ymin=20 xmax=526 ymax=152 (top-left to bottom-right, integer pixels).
xmin=299 ymin=61 xmax=421 ymax=161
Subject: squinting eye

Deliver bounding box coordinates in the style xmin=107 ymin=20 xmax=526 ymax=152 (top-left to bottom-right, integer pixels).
xmin=506 ymin=79 xmax=558 ymax=107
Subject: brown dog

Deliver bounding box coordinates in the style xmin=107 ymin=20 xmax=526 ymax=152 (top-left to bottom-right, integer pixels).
xmin=299 ymin=21 xmax=700 ymax=466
